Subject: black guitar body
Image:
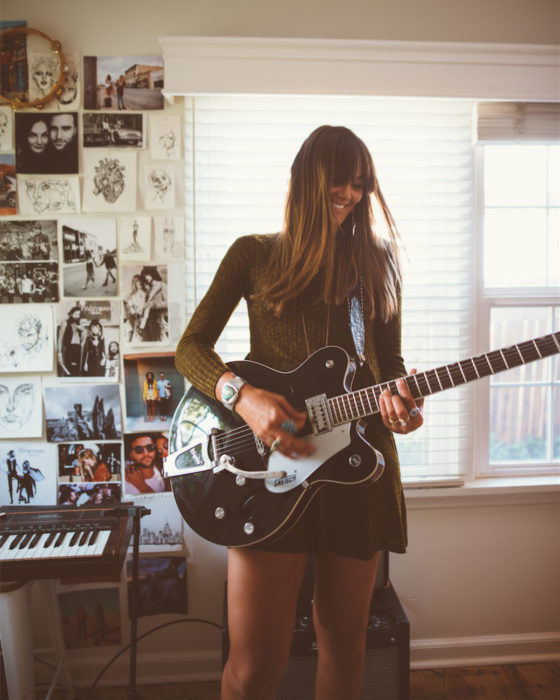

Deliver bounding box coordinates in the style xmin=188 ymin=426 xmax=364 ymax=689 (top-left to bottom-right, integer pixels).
xmin=168 ymin=346 xmax=384 ymax=547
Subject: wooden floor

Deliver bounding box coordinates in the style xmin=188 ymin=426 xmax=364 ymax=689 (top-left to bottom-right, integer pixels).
xmin=29 ymin=661 xmax=560 ymax=700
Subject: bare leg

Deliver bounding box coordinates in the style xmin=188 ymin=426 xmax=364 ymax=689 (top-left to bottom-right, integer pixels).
xmin=313 ymin=551 xmax=380 ymax=700
xmin=222 ymin=548 xmax=308 ymax=700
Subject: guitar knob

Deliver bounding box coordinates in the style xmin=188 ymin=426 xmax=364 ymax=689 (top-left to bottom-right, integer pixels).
xmin=235 ymin=475 xmax=246 ymax=486
xmin=349 ymin=454 xmax=362 ymax=467
xmin=214 ymin=506 xmax=226 ymax=520
xmin=243 ymin=521 xmax=255 ymax=536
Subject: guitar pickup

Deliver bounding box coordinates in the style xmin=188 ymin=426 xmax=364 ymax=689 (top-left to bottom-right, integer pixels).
xmin=305 ymin=393 xmax=332 ymax=435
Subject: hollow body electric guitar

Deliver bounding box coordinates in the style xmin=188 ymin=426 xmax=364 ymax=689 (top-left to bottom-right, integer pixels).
xmin=165 ymin=332 xmax=560 ymax=547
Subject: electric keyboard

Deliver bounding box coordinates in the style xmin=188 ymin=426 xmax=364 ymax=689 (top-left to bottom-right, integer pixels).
xmin=0 ymin=504 xmax=135 ymax=582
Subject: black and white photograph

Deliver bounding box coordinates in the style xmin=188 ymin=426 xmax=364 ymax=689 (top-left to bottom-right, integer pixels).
xmin=58 ymin=441 xmax=122 ymax=483
xmin=0 ymin=261 xmax=58 ymax=303
xmin=153 ymin=216 xmax=184 ymax=260
xmin=58 ymin=587 xmax=122 ymax=649
xmin=0 ymin=219 xmax=57 ymax=261
xmin=61 ymin=217 xmax=117 ymax=297
xmin=143 ymin=165 xmax=175 ymax=209
xmin=83 ymin=55 xmax=164 ymax=111
xmin=0 ymin=304 xmax=53 ymax=372
xmin=126 ymin=556 xmax=187 ymax=618
xmin=121 ymin=264 xmax=169 ymax=345
xmin=0 ymin=107 xmax=13 ymax=152
xmin=0 ymin=376 xmax=42 ymax=439
xmin=56 ymin=300 xmax=120 ymax=380
xmin=118 ymin=216 xmax=151 ymax=261
xmin=58 ymin=481 xmax=121 ymax=507
xmin=17 ymin=174 xmax=80 ymax=216
xmin=45 ymin=384 xmax=122 ymax=443
xmin=82 ymin=150 xmax=137 ymax=213
xmin=149 ymin=115 xmax=181 ymax=160
xmin=134 ymin=493 xmax=183 ymax=553
xmin=15 ymin=112 xmax=79 ymax=174
xmin=123 ymin=431 xmax=171 ymax=496
xmin=0 ymin=442 xmax=57 ymax=506
xmin=83 ymin=112 xmax=144 ymax=148
xmin=0 ymin=155 xmax=16 ymax=215
xmin=123 ymin=352 xmax=183 ymax=432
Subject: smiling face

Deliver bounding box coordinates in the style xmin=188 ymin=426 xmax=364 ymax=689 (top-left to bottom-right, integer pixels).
xmin=130 ymin=436 xmax=157 ymax=469
xmin=27 ymin=120 xmax=49 ymax=154
xmin=329 ymin=174 xmax=364 ymax=227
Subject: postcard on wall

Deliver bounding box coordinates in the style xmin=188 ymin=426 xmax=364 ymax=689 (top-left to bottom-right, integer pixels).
xmin=61 ymin=217 xmax=117 ymax=298
xmin=152 ymin=216 xmax=184 ymax=261
xmin=149 ymin=115 xmax=181 ymax=160
xmin=0 ymin=442 xmax=57 ymax=507
xmin=27 ymin=51 xmax=60 ymax=104
xmin=58 ymin=587 xmax=122 ymax=649
xmin=1 ymin=29 xmax=29 ymax=104
xmin=58 ymin=481 xmax=121 ymax=507
xmin=0 ymin=376 xmax=42 ymax=439
xmin=118 ymin=216 xmax=151 ymax=261
xmin=0 ymin=260 xmax=59 ymax=304
xmin=58 ymin=441 xmax=122 ymax=483
xmin=130 ymin=493 xmax=183 ymax=553
xmin=0 ymin=304 xmax=53 ymax=372
xmin=15 ymin=112 xmax=79 ymax=174
xmin=56 ymin=299 xmax=120 ymax=380
xmin=83 ymin=55 xmax=164 ymax=111
xmin=0 ymin=107 xmax=13 ymax=152
xmin=123 ymin=352 xmax=184 ymax=433
xmin=82 ymin=112 xmax=145 ymax=149
xmin=44 ymin=383 xmax=122 ymax=443
xmin=123 ymin=431 xmax=171 ymax=496
xmin=44 ymin=53 xmax=81 ymax=112
xmin=143 ymin=165 xmax=175 ymax=210
xmin=0 ymin=155 xmax=16 ymax=216
xmin=126 ymin=556 xmax=187 ymax=618
xmin=121 ymin=263 xmax=170 ymax=346
xmin=17 ymin=174 xmax=80 ymax=216
xmin=82 ymin=149 xmax=137 ymax=213
xmin=0 ymin=219 xmax=58 ymax=262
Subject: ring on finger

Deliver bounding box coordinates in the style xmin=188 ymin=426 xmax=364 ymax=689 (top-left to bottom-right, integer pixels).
xmin=409 ymin=407 xmax=422 ymax=419
xmin=389 ymin=417 xmax=400 ymax=425
xmin=281 ymin=419 xmax=297 ymax=434
xmin=270 ymin=436 xmax=281 ymax=452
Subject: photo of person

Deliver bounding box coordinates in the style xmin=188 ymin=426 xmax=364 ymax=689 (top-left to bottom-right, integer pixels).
xmin=118 ymin=216 xmax=151 ymax=261
xmin=58 ymin=442 xmax=122 ymax=483
xmin=83 ymin=55 xmax=164 ymax=111
xmin=61 ymin=218 xmax=118 ymax=297
xmin=123 ymin=432 xmax=171 ymax=495
xmin=58 ymin=482 xmax=121 ymax=507
xmin=0 ymin=443 xmax=57 ymax=506
xmin=0 ymin=377 xmax=42 ymax=439
xmin=152 ymin=216 xmax=184 ymax=260
xmin=15 ymin=112 xmax=79 ymax=174
xmin=0 ymin=107 xmax=13 ymax=152
xmin=121 ymin=264 xmax=169 ymax=345
xmin=123 ymin=353 xmax=184 ymax=433
xmin=126 ymin=556 xmax=187 ymax=618
xmin=83 ymin=112 xmax=144 ymax=148
xmin=17 ymin=174 xmax=80 ymax=216
xmin=0 ymin=304 xmax=53 ymax=372
xmin=58 ymin=588 xmax=122 ymax=649
xmin=0 ymin=155 xmax=16 ymax=215
xmin=45 ymin=384 xmax=122 ymax=442
xmin=82 ymin=149 xmax=137 ymax=213
xmin=0 ymin=261 xmax=58 ymax=303
xmin=0 ymin=219 xmax=57 ymax=262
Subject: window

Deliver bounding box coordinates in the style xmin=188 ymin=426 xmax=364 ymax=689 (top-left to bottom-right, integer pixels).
xmin=476 ymin=141 xmax=560 ymax=476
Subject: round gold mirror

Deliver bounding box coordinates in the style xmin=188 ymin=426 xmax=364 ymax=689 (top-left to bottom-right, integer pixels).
xmin=0 ymin=27 xmax=66 ymax=110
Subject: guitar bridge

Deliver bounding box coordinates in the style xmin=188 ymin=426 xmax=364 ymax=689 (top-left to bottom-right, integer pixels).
xmin=305 ymin=393 xmax=332 ymax=435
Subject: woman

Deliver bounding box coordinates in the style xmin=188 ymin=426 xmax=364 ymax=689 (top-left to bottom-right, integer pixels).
xmin=139 ymin=266 xmax=168 ymax=342
xmin=81 ymin=320 xmax=106 ymax=377
xmin=82 ymin=249 xmax=95 ymax=290
xmin=175 ymin=125 xmax=424 ymax=700
xmin=143 ymin=371 xmax=158 ymax=422
xmin=75 ymin=448 xmax=96 ymax=481
xmin=124 ymin=274 xmax=146 ymax=343
xmin=16 ymin=117 xmax=50 ymax=174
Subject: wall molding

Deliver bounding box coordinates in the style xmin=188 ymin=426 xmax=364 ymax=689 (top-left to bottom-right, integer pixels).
xmin=159 ymin=36 xmax=560 ymax=101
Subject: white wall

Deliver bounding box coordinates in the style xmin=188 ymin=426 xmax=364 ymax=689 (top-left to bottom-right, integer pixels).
xmin=3 ymin=0 xmax=559 ymax=686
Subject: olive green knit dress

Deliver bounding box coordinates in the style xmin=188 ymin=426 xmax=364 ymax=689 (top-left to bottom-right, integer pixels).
xmin=175 ymin=234 xmax=407 ymax=558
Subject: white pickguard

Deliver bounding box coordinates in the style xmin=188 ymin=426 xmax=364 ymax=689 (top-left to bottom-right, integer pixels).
xmin=265 ymin=424 xmax=351 ymax=493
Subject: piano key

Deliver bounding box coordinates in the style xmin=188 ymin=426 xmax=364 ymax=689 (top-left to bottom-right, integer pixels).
xmin=9 ymin=533 xmax=24 ymax=549
xmin=18 ymin=533 xmax=34 ymax=549
xmin=4 ymin=535 xmax=26 ymax=559
xmin=0 ymin=533 xmax=9 ymax=547
xmin=78 ymin=530 xmax=90 ymax=546
xmin=0 ymin=534 xmax=19 ymax=558
xmin=75 ymin=530 xmax=99 ymax=557
xmin=29 ymin=533 xmax=41 ymax=548
xmin=22 ymin=533 xmax=51 ymax=559
xmin=89 ymin=529 xmax=111 ymax=557
xmin=69 ymin=531 xmax=80 ymax=547
xmin=54 ymin=531 xmax=67 ymax=547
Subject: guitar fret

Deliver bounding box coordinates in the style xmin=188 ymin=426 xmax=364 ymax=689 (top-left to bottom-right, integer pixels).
xmin=499 ymin=349 xmax=510 ymax=369
xmin=448 ymin=363 xmax=465 ymax=386
xmin=551 ymin=333 xmax=560 ymax=352
xmin=461 ymin=359 xmax=478 ymax=382
xmin=487 ymin=350 xmax=508 ymax=373
xmin=518 ymin=340 xmax=541 ymax=364
xmin=330 ymin=396 xmax=343 ymax=425
xmin=416 ymin=373 xmax=432 ymax=394
xmin=425 ymin=369 xmax=441 ymax=392
xmin=473 ymin=354 xmax=493 ymax=377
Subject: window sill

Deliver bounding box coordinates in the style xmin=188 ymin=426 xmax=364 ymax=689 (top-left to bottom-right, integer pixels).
xmin=404 ymin=475 xmax=560 ymax=509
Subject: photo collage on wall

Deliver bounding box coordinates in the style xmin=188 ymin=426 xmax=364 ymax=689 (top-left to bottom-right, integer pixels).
xmin=0 ymin=37 xmax=188 ymax=626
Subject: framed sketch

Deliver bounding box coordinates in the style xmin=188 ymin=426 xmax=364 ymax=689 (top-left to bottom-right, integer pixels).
xmin=0 ymin=304 xmax=53 ymax=372
xmin=82 ymin=150 xmax=137 ymax=213
xmin=0 ymin=376 xmax=42 ymax=439
xmin=0 ymin=442 xmax=57 ymax=507
xmin=149 ymin=115 xmax=181 ymax=160
xmin=17 ymin=174 xmax=80 ymax=216
xmin=46 ymin=53 xmax=80 ymax=112
xmin=152 ymin=216 xmax=184 ymax=260
xmin=118 ymin=216 xmax=151 ymax=261
xmin=143 ymin=165 xmax=175 ymax=210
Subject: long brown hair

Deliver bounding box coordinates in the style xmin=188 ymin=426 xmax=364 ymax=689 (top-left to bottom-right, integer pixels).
xmin=256 ymin=125 xmax=401 ymax=321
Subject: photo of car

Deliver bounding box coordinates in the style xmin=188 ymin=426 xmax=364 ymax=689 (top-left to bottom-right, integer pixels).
xmin=0 ymin=174 xmax=16 ymax=210
xmin=82 ymin=113 xmax=144 ymax=148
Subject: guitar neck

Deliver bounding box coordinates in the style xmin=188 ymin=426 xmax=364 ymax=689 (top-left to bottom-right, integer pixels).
xmin=329 ymin=331 xmax=560 ymax=426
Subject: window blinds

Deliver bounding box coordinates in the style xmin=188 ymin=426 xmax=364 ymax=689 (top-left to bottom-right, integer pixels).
xmin=183 ymin=95 xmax=475 ymax=481
xmin=476 ymin=102 xmax=560 ymax=143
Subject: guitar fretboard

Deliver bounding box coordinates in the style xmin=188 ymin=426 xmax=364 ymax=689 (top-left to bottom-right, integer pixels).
xmin=328 ymin=331 xmax=560 ymax=426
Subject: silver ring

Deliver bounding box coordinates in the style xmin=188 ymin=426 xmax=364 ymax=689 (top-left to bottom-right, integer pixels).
xmin=270 ymin=437 xmax=281 ymax=452
xmin=281 ymin=420 xmax=297 ymax=434
xmin=409 ymin=407 xmax=421 ymax=419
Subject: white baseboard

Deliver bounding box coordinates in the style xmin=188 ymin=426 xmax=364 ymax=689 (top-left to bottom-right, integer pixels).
xmin=410 ymin=631 xmax=560 ymax=669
